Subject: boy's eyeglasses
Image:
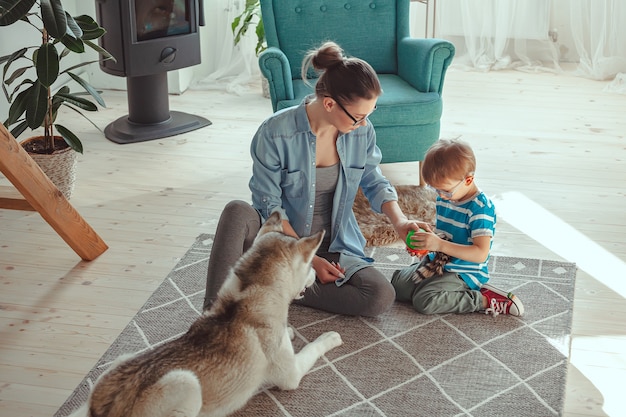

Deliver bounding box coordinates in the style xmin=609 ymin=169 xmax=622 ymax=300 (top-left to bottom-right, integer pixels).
xmin=428 ymin=178 xmax=466 ymax=199
xmin=326 ymin=96 xmax=377 ymax=127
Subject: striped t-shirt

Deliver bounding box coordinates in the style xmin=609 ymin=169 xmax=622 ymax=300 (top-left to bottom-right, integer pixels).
xmin=430 ymin=190 xmax=496 ymax=290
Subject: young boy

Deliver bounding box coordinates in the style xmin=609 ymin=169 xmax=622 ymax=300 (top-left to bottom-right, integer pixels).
xmin=392 ymin=139 xmax=524 ymax=316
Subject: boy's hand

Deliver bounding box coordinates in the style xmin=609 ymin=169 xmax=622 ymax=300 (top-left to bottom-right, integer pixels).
xmin=412 ymin=229 xmax=443 ymax=252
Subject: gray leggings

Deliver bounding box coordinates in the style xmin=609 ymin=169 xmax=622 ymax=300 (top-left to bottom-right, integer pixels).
xmin=204 ymin=200 xmax=395 ymax=317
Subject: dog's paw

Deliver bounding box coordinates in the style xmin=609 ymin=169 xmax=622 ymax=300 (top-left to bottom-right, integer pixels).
xmin=287 ymin=326 xmax=295 ymax=340
xmin=317 ymin=331 xmax=343 ymax=349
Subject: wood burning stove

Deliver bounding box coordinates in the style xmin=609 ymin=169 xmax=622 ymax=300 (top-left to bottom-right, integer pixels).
xmin=95 ymin=0 xmax=210 ymax=144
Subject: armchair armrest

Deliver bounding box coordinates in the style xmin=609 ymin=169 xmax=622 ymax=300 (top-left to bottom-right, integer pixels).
xmin=258 ymin=47 xmax=295 ymax=112
xmin=398 ymin=38 xmax=455 ymax=94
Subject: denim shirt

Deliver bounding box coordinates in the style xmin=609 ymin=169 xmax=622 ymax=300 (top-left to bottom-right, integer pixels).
xmin=249 ymin=97 xmax=398 ymax=260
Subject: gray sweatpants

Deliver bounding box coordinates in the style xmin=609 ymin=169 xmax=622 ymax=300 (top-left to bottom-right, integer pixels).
xmin=203 ymin=200 xmax=395 ymax=317
xmin=391 ymin=259 xmax=483 ymax=314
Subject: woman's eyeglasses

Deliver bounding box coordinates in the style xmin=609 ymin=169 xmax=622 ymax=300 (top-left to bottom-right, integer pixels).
xmin=326 ymin=96 xmax=377 ymax=127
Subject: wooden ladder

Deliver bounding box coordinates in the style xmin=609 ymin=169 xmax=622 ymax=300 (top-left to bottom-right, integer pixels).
xmin=0 ymin=124 xmax=108 ymax=261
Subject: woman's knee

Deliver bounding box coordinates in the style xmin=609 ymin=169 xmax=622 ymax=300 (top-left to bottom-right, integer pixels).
xmin=360 ymin=279 xmax=395 ymax=317
xmin=221 ymin=200 xmax=257 ymax=223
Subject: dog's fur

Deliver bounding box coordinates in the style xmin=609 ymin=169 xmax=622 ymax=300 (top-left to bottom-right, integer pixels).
xmin=69 ymin=212 xmax=342 ymax=417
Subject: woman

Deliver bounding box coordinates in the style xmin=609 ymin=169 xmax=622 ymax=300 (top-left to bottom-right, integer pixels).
xmin=204 ymin=42 xmax=416 ymax=316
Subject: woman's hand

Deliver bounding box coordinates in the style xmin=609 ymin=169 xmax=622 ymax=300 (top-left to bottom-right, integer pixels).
xmin=312 ymin=256 xmax=346 ymax=284
xmin=381 ymin=200 xmax=433 ymax=242
xmin=394 ymin=219 xmax=433 ymax=242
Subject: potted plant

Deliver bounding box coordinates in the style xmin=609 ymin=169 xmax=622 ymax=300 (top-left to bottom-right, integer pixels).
xmin=231 ymin=0 xmax=269 ymax=97
xmin=0 ymin=0 xmax=115 ymax=198
xmin=231 ymin=0 xmax=266 ymax=57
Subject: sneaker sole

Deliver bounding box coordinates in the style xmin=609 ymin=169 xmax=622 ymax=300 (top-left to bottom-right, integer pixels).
xmin=482 ymin=283 xmax=525 ymax=316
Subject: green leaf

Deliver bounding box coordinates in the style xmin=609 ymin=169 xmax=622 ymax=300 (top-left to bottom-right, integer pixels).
xmin=40 ymin=0 xmax=67 ymax=39
xmin=61 ymin=101 xmax=103 ymax=134
xmin=36 ymin=43 xmax=59 ymax=87
xmin=6 ymin=87 xmax=29 ymax=125
xmin=0 ymin=47 xmax=27 ymax=66
xmin=5 ymin=77 xmax=33 ymax=103
xmin=0 ymin=0 xmax=36 ymax=26
xmin=73 ymin=14 xmax=99 ymax=32
xmin=2 ymin=47 xmax=29 ymax=101
xmin=4 ymin=65 xmax=29 ymax=85
xmin=84 ymin=40 xmax=116 ymax=62
xmin=25 ymin=82 xmax=48 ymax=129
xmin=74 ymin=14 xmax=105 ymax=41
xmin=1 ymin=48 xmax=28 ymax=88
xmin=9 ymin=120 xmax=29 ymax=138
xmin=55 ymin=90 xmax=97 ymax=111
xmin=62 ymin=59 xmax=99 ymax=74
xmin=57 ymin=85 xmax=69 ymax=93
xmin=231 ymin=15 xmax=242 ymax=35
xmin=65 ymin=13 xmax=83 ymax=38
xmin=67 ymin=72 xmax=105 ymax=107
xmin=51 ymin=85 xmax=68 ymax=108
xmin=255 ymin=20 xmax=266 ymax=56
xmin=80 ymin=26 xmax=105 ymax=41
xmin=60 ymin=32 xmax=85 ymax=53
xmin=54 ymin=124 xmax=83 ymax=153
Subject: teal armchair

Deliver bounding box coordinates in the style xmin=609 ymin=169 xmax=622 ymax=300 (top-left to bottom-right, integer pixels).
xmin=258 ymin=0 xmax=455 ymax=164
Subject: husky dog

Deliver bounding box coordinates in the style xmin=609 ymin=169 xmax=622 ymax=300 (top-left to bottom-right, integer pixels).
xmin=70 ymin=212 xmax=342 ymax=417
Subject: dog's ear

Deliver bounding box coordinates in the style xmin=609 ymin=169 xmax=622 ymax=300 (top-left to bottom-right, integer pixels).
xmin=298 ymin=230 xmax=324 ymax=262
xmin=258 ymin=211 xmax=284 ymax=236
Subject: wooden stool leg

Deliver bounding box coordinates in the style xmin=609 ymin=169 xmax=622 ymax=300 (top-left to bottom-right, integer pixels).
xmin=0 ymin=125 xmax=108 ymax=261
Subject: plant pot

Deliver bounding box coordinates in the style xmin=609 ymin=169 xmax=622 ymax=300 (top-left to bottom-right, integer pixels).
xmin=20 ymin=136 xmax=77 ymax=200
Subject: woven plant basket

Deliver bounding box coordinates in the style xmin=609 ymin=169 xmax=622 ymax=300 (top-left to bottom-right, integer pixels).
xmin=21 ymin=136 xmax=77 ymax=200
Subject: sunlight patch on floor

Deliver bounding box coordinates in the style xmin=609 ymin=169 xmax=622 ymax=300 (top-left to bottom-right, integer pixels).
xmin=493 ymin=191 xmax=626 ymax=417
xmin=491 ymin=191 xmax=626 ymax=299
xmin=571 ymin=335 xmax=626 ymax=417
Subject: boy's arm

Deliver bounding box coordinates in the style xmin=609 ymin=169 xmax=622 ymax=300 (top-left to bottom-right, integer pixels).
xmin=436 ymin=235 xmax=491 ymax=263
xmin=411 ymin=231 xmax=491 ymax=263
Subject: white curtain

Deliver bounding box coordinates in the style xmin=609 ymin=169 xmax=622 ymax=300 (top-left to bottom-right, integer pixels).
xmin=192 ymin=0 xmax=260 ymax=94
xmin=434 ymin=0 xmax=626 ymax=88
xmin=570 ymin=0 xmax=626 ymax=82
xmin=192 ymin=0 xmax=626 ymax=93
xmin=436 ymin=0 xmax=560 ymax=73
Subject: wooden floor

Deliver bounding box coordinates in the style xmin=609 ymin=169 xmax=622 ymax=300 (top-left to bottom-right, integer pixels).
xmin=0 ymin=68 xmax=624 ymax=417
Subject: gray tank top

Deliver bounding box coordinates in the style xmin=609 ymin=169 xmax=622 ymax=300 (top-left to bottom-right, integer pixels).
xmin=311 ymin=163 xmax=339 ymax=250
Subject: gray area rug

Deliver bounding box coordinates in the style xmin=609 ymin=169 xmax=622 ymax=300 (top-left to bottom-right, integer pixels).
xmin=56 ymin=234 xmax=577 ymax=417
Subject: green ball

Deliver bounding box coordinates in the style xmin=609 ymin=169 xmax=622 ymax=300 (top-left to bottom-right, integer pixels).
xmin=406 ymin=229 xmax=425 ymax=249
xmin=406 ymin=230 xmax=415 ymax=249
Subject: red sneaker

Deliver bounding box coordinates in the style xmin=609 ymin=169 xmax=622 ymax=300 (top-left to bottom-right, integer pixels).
xmin=480 ymin=284 xmax=524 ymax=317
